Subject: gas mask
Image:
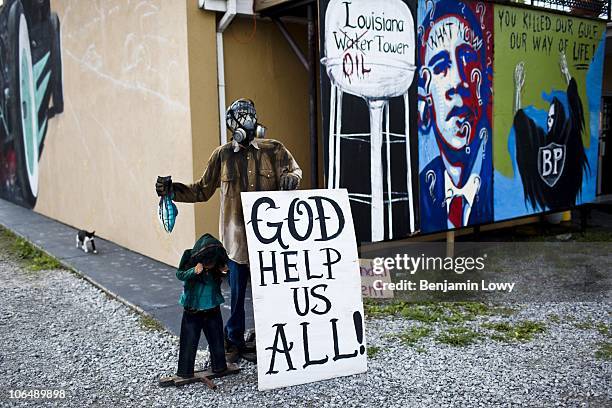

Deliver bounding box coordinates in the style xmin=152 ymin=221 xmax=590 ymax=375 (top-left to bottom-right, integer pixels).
xmin=226 ymin=99 xmax=266 ymax=144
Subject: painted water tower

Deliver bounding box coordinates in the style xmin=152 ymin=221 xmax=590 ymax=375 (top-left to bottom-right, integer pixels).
xmin=321 ymin=0 xmax=417 ymax=242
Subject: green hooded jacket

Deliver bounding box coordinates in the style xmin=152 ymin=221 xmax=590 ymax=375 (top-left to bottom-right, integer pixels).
xmin=176 ymin=233 xmax=228 ymax=311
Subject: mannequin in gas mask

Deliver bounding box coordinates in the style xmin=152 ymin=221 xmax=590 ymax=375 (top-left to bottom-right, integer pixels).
xmin=156 ymin=99 xmax=302 ymax=363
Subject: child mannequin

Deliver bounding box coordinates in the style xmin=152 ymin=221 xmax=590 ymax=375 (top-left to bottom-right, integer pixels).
xmin=174 ymin=234 xmax=236 ymax=378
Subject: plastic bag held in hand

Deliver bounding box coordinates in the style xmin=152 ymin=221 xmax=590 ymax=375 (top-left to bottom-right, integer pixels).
xmin=157 ymin=176 xmax=178 ymax=233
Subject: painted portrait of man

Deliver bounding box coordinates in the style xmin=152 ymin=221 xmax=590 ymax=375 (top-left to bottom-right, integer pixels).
xmin=417 ymin=0 xmax=493 ymax=233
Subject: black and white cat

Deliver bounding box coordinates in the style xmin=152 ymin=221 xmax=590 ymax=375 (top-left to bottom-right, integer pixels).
xmin=76 ymin=230 xmax=97 ymax=254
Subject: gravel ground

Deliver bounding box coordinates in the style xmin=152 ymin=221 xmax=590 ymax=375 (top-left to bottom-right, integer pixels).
xmin=0 ymin=257 xmax=610 ymax=408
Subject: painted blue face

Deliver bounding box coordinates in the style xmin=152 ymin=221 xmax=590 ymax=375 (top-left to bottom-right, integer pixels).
xmin=547 ymin=104 xmax=556 ymax=133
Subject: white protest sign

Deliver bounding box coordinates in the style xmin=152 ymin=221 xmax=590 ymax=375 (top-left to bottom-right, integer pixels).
xmin=241 ymin=189 xmax=367 ymax=390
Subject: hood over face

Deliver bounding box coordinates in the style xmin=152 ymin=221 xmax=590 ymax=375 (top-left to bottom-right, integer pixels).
xmin=178 ymin=233 xmax=229 ymax=271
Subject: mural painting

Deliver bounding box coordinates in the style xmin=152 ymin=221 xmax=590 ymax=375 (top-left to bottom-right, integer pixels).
xmin=493 ymin=5 xmax=605 ymax=220
xmin=0 ymin=0 xmax=63 ymax=208
xmin=319 ymin=0 xmax=419 ymax=243
xmin=417 ymin=0 xmax=494 ymax=234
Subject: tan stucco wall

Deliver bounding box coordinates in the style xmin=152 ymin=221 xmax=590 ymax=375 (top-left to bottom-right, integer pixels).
xmin=33 ymin=1 xmax=312 ymax=265
xmin=37 ymin=0 xmax=196 ymax=266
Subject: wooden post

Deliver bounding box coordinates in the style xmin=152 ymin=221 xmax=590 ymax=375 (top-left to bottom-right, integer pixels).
xmin=446 ymin=230 xmax=455 ymax=258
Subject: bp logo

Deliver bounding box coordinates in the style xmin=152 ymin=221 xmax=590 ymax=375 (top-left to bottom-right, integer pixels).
xmin=538 ymin=142 xmax=566 ymax=187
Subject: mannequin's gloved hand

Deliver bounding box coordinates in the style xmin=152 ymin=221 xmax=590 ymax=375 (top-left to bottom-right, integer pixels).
xmin=280 ymin=173 xmax=300 ymax=191
xmin=156 ymin=176 xmax=173 ymax=197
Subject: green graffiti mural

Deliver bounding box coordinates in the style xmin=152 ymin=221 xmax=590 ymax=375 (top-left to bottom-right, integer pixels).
xmin=0 ymin=0 xmax=63 ymax=208
xmin=493 ymin=5 xmax=605 ymax=221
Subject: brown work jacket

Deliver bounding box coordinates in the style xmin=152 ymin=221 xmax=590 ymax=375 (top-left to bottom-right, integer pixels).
xmin=173 ymin=138 xmax=302 ymax=264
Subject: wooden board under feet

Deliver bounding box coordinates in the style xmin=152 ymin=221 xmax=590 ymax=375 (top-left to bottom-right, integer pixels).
xmin=159 ymin=364 xmax=240 ymax=388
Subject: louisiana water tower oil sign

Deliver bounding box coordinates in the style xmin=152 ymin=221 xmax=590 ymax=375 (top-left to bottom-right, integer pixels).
xmin=319 ymin=0 xmax=419 ymax=244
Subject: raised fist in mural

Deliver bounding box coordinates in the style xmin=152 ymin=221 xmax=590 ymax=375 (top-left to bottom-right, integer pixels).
xmin=514 ymin=62 xmax=526 ymax=113
xmin=559 ymin=52 xmax=571 ymax=85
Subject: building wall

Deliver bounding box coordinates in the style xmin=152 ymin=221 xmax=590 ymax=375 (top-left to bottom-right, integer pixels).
xmin=0 ymin=0 xmax=312 ymax=265
xmin=1 ymin=0 xmax=606 ymax=263
xmin=319 ymin=0 xmax=606 ymax=242
xmin=35 ymin=0 xmax=197 ymax=265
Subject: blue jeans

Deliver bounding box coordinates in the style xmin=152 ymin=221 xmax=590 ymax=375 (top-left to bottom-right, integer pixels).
xmin=224 ymin=259 xmax=250 ymax=349
xmin=177 ymin=306 xmax=226 ymax=376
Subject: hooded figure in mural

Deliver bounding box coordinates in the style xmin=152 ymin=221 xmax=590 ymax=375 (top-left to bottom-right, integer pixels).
xmin=155 ymin=98 xmax=302 ymax=365
xmin=513 ymin=53 xmax=589 ymax=211
xmin=418 ymin=1 xmax=494 ymax=233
